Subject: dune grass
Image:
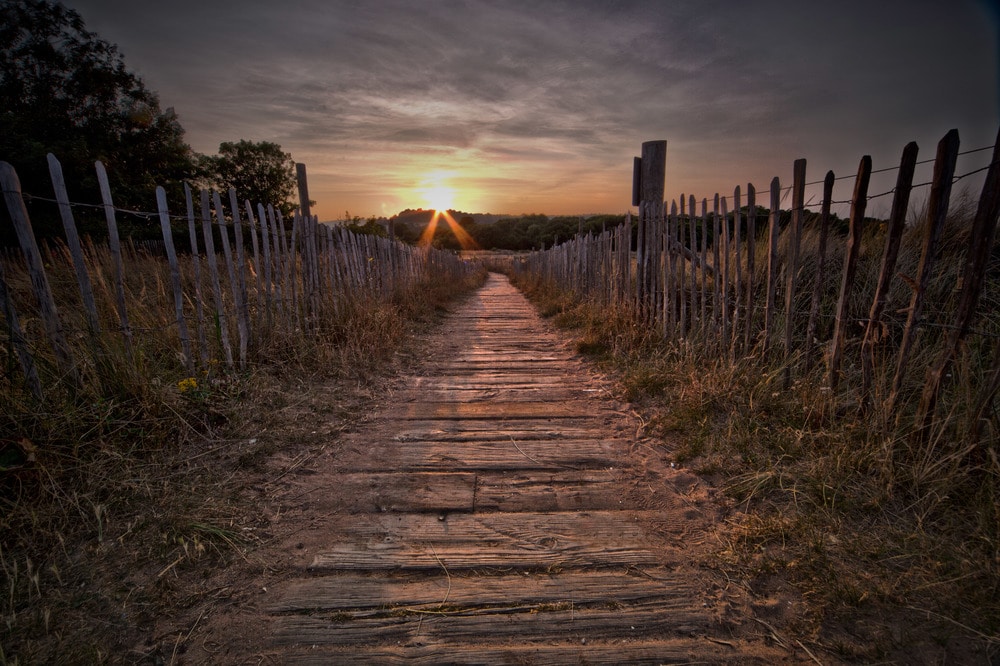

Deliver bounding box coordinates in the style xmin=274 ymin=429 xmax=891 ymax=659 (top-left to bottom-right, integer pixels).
xmin=0 ymin=240 xmax=486 ymax=662
xmin=508 ymin=196 xmax=999 ymax=660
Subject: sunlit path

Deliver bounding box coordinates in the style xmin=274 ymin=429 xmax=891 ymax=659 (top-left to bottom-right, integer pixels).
xmin=252 ymin=273 xmax=789 ymax=664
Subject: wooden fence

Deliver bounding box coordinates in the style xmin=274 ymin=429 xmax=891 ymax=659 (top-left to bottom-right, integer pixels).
xmin=0 ymin=155 xmax=475 ymax=400
xmin=515 ymin=128 xmax=1000 ymax=440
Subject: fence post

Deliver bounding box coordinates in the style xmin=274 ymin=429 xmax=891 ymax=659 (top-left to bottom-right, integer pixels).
xmin=156 ymin=187 xmax=194 ymax=374
xmin=712 ymin=194 xmax=722 ymax=340
xmin=201 ymin=190 xmax=234 ymax=369
xmin=185 ymin=184 xmax=210 ymax=368
xmin=804 ymin=171 xmax=835 ymax=370
xmin=95 ymin=161 xmax=133 ymax=358
xmin=257 ymin=202 xmax=274 ymax=327
xmin=828 ymin=155 xmax=873 ymax=393
xmin=763 ymin=177 xmax=781 ymax=354
xmin=783 ymin=159 xmax=807 ymax=388
xmin=744 ymin=185 xmax=757 ymax=350
xmin=228 ymin=189 xmax=251 ymax=350
xmin=888 ymin=129 xmax=960 ymax=414
xmin=699 ymin=198 xmax=708 ymax=338
xmin=916 ymin=127 xmax=999 ymax=433
xmin=731 ymin=186 xmax=742 ymax=356
xmin=48 ymin=154 xmax=100 ymax=335
xmin=860 ymin=142 xmax=919 ymax=404
xmin=638 ymin=141 xmax=666 ymax=315
xmin=678 ymin=197 xmax=687 ymax=336
xmin=0 ymin=161 xmax=78 ymax=385
xmin=721 ymin=195 xmax=731 ymax=356
xmin=215 ymin=191 xmax=248 ymax=368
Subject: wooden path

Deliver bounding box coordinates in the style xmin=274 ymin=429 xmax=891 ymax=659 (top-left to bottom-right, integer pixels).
xmin=258 ymin=273 xmax=786 ymax=664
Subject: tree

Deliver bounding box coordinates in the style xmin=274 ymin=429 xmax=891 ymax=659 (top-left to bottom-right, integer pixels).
xmin=203 ymin=140 xmax=298 ymax=217
xmin=0 ymin=0 xmax=198 ymax=242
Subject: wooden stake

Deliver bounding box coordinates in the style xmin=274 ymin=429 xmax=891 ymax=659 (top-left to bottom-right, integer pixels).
xmin=763 ymin=177 xmax=781 ymax=354
xmin=0 ymin=161 xmax=77 ymax=384
xmin=888 ymin=129 xmax=960 ymax=413
xmin=828 ymin=156 xmax=873 ymax=393
xmin=156 ymin=187 xmax=194 ymax=374
xmin=48 ymin=154 xmax=100 ymax=335
xmin=95 ymin=161 xmax=133 ymax=357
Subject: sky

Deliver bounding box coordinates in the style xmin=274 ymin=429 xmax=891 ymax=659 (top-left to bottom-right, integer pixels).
xmin=65 ymin=0 xmax=999 ymax=222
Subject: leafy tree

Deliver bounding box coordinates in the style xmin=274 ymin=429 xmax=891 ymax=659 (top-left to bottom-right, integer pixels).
xmin=0 ymin=0 xmax=198 ymax=242
xmin=203 ymin=140 xmax=298 ymax=217
xmin=342 ymin=213 xmax=388 ymax=238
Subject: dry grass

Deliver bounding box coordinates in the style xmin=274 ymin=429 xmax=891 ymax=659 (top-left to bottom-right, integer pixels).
xmin=0 ymin=239 xmax=486 ymax=663
xmin=509 ymin=195 xmax=1000 ymax=662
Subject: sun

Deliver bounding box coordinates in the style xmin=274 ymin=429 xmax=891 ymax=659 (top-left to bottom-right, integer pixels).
xmin=423 ymin=184 xmax=455 ymax=212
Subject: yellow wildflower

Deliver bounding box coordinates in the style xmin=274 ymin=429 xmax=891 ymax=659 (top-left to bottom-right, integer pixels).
xmin=177 ymin=377 xmax=198 ymax=394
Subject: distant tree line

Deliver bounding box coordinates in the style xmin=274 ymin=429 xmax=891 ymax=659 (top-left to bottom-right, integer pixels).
xmin=381 ymin=208 xmax=853 ymax=252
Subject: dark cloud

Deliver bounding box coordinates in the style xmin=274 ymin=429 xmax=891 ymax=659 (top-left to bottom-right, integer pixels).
xmin=58 ymin=0 xmax=1000 ymax=217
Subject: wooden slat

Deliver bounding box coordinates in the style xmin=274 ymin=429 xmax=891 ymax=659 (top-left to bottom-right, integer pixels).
xmin=271 ymin=601 xmax=708 ymax=646
xmin=384 ymin=401 xmax=605 ymax=420
xmin=336 ymin=438 xmax=621 ymax=471
xmin=308 ymin=511 xmax=665 ymax=571
xmin=277 ymin=640 xmax=758 ymax=666
xmin=475 ymin=469 xmax=635 ymax=511
xmin=387 ymin=425 xmax=623 ymax=442
xmin=268 ymin=569 xmax=697 ymax=612
xmin=299 ymin=473 xmax=475 ymax=513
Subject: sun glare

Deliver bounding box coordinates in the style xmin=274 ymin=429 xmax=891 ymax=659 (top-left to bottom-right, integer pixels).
xmin=423 ymin=185 xmax=455 ymax=212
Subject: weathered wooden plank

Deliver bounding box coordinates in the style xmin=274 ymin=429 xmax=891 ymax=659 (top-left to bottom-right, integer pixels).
xmin=337 ymin=438 xmax=621 ymax=472
xmin=387 ymin=425 xmax=625 ymax=443
xmin=300 ymin=472 xmax=476 ymax=513
xmin=308 ymin=511 xmax=664 ymax=571
xmin=269 ymin=569 xmax=699 ymax=612
xmin=474 ymin=470 xmax=637 ymax=511
xmin=413 ymin=375 xmax=592 ymax=389
xmin=384 ymin=401 xmax=607 ymax=420
xmin=276 ymin=640 xmax=752 ymax=666
xmin=404 ymin=387 xmax=601 ymax=402
xmin=271 ymin=601 xmax=708 ymax=646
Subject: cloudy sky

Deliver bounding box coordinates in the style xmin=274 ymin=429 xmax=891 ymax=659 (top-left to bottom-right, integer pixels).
xmin=67 ymin=0 xmax=998 ymax=221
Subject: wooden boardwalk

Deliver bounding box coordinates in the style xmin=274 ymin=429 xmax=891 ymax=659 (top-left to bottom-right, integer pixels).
xmin=259 ymin=273 xmax=785 ymax=664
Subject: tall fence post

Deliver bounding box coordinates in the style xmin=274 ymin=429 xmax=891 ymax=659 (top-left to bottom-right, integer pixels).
xmin=916 ymin=127 xmax=999 ymax=433
xmin=828 ymin=155 xmax=873 ymax=393
xmin=95 ymin=161 xmax=134 ymax=358
xmin=156 ymin=187 xmax=194 ymax=374
xmin=763 ymin=177 xmax=781 ymax=354
xmin=0 ymin=161 xmax=78 ymax=385
xmin=860 ymin=142 xmax=919 ymax=405
xmin=804 ymin=171 xmax=835 ymax=370
xmin=888 ymin=129 xmax=960 ymax=415
xmin=783 ymin=159 xmax=807 ymax=388
xmin=638 ymin=141 xmax=666 ymax=315
xmin=743 ymin=185 xmax=757 ymax=350
xmin=48 ymin=154 xmax=100 ymax=335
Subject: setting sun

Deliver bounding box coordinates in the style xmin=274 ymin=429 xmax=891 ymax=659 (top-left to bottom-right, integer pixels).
xmin=416 ymin=171 xmax=458 ymax=212
xmin=423 ymin=185 xmax=455 ymax=212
